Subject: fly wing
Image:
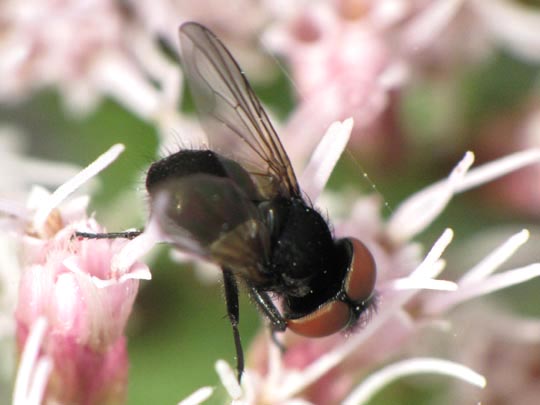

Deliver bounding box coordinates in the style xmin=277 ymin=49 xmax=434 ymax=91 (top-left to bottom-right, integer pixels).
xmin=179 ymin=22 xmax=300 ymax=200
xmin=150 ymin=173 xmax=270 ymax=281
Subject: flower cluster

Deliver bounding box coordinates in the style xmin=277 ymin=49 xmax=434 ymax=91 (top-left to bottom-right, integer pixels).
xmin=2 ymin=145 xmax=150 ymax=404
xmin=1 ymin=1 xmax=540 ymax=404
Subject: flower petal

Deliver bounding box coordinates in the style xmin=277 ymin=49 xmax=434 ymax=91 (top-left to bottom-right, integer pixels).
xmin=300 ymin=118 xmax=353 ymax=201
xmin=459 ymin=229 xmax=530 ymax=285
xmin=387 ymin=152 xmax=473 ymax=243
xmin=12 ymin=317 xmax=51 ymax=405
xmin=343 ymin=357 xmax=485 ymax=405
xmin=402 ymin=0 xmax=466 ymax=52
xmin=33 ymin=144 xmax=125 ymax=235
xmin=382 ymin=277 xmax=457 ymax=292
xmin=177 ymin=386 xmax=214 ymax=405
xmin=471 ymin=0 xmax=540 ymax=62
xmin=427 ymin=263 xmax=540 ymax=316
xmin=215 ymin=360 xmax=242 ymax=400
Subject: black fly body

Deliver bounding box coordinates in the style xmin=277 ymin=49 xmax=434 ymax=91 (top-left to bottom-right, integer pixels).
xmin=78 ymin=22 xmax=377 ymax=382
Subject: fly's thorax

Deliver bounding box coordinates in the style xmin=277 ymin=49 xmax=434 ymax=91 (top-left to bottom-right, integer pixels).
xmin=260 ymin=198 xmax=340 ymax=298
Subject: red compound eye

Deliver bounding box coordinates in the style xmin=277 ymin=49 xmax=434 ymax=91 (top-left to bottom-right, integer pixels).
xmin=287 ymin=300 xmax=352 ymax=337
xmin=343 ymin=238 xmax=376 ymax=302
xmin=286 ymin=238 xmax=376 ymax=338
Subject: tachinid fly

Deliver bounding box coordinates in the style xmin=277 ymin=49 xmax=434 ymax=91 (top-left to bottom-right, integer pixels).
xmin=79 ymin=22 xmax=377 ymax=381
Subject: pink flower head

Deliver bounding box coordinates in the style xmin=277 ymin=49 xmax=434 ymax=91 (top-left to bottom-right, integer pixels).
xmin=266 ymin=1 xmax=408 ymax=159
xmin=450 ymin=305 xmax=540 ymax=404
xmin=0 ymin=0 xmax=125 ymax=106
xmin=0 ymin=0 xmax=184 ymax=137
xmin=3 ymin=144 xmax=151 ymax=404
xmin=14 ymin=222 xmax=146 ymax=403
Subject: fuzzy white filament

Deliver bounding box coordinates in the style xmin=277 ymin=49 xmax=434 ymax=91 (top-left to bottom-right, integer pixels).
xmin=300 ymin=118 xmax=353 ymax=201
xmin=25 ymin=359 xmax=54 ymax=405
xmin=215 ymin=360 xmax=242 ymax=400
xmin=383 ymin=277 xmax=457 ymax=292
xmin=12 ymin=317 xmax=52 ymax=405
xmin=387 ymin=152 xmax=473 ymax=243
xmin=428 ymin=263 xmax=540 ymax=315
xmin=459 ymin=229 xmax=530 ymax=285
xmin=454 ymin=148 xmax=540 ymax=193
xmin=343 ymin=357 xmax=486 ymax=405
xmin=177 ymin=386 xmax=214 ymax=405
xmin=410 ymin=228 xmax=453 ymax=279
xmin=33 ymin=144 xmax=125 ymax=234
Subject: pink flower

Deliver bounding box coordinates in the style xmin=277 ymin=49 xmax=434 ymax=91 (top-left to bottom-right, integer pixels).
xmin=129 ymin=0 xmax=272 ymax=81
xmin=449 ymin=305 xmax=540 ymax=404
xmin=2 ymin=144 xmax=150 ymax=404
xmin=265 ymin=1 xmax=408 ymax=160
xmin=399 ymin=0 xmax=540 ymax=67
xmin=15 ymin=229 xmax=140 ymax=403
xmin=265 ymin=0 xmax=540 ymax=165
xmin=12 ymin=317 xmax=53 ymax=405
xmin=0 ymin=0 xmax=125 ymax=106
xmin=0 ymin=0 xmax=184 ymax=136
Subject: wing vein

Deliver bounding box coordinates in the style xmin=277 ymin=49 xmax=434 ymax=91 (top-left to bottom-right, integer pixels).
xmin=180 ymin=22 xmax=300 ymax=198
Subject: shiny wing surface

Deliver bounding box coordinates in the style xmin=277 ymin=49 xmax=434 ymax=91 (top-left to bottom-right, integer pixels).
xmin=179 ymin=22 xmax=300 ymax=199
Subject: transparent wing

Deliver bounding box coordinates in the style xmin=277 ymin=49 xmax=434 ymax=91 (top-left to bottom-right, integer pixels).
xmin=179 ymin=22 xmax=300 ymax=199
xmin=151 ymin=173 xmax=270 ymax=281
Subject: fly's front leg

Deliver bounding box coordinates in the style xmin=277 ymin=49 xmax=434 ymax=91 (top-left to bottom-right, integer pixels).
xmin=74 ymin=230 xmax=143 ymax=240
xmin=248 ymin=285 xmax=287 ymax=352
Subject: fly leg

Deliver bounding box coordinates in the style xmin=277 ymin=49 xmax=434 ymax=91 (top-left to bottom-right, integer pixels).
xmin=248 ymin=286 xmax=287 ymax=353
xmin=74 ymin=230 xmax=143 ymax=239
xmin=222 ymin=268 xmax=244 ymax=382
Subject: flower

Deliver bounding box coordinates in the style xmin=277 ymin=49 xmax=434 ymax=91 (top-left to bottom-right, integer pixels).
xmin=467 ymin=0 xmax=540 ymax=64
xmin=1 ymin=144 xmax=151 ymax=404
xmin=12 ymin=317 xmax=53 ymax=405
xmin=0 ymin=0 xmax=183 ymax=135
xmin=3 ymin=4 xmax=540 ymax=402
xmin=173 ymin=119 xmax=540 ymax=404
xmin=129 ymin=0 xmax=272 ymax=81
xmin=449 ymin=305 xmax=540 ymax=404
xmin=265 ymin=0 xmax=408 ymax=161
xmin=264 ymin=0 xmax=540 ymax=164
